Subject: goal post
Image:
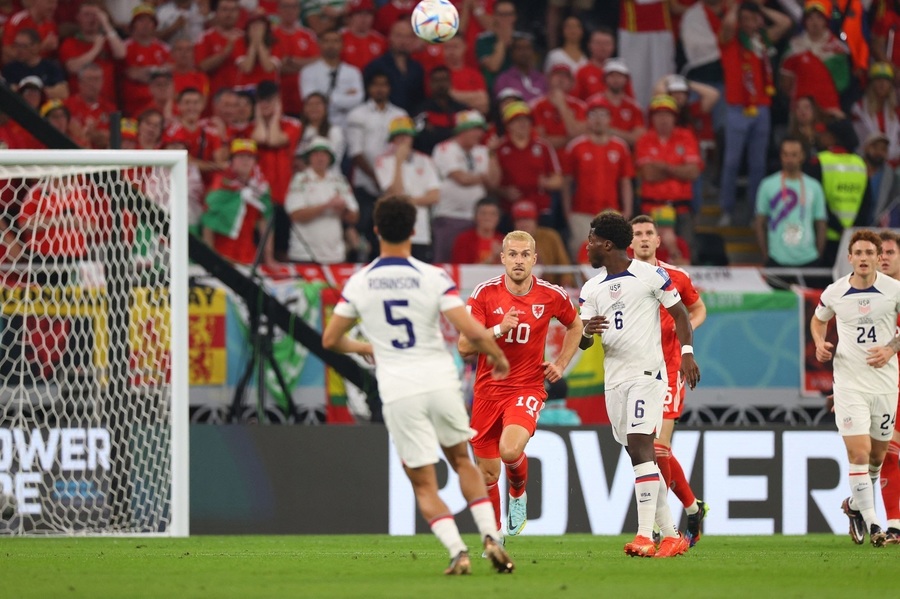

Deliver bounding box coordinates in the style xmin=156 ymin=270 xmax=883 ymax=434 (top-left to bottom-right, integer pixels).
xmin=0 ymin=150 xmax=189 ymax=536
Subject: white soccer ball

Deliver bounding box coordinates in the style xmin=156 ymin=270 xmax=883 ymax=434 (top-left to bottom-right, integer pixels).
xmin=411 ymin=0 xmax=459 ymax=44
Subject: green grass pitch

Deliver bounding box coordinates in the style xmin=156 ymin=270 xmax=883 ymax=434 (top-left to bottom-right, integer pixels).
xmin=1 ymin=534 xmax=895 ymax=598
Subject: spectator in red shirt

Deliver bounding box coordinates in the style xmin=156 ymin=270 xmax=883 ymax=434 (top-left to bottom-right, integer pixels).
xmin=167 ymin=87 xmax=229 ymax=180
xmin=195 ymin=0 xmax=243 ymax=95
xmin=454 ymin=0 xmax=495 ymax=69
xmin=635 ymin=94 xmax=702 ymax=251
xmin=171 ymin=37 xmax=210 ymax=101
xmin=373 ymin=0 xmax=416 ymax=37
xmin=341 ymin=0 xmax=387 ymax=71
xmin=493 ymin=100 xmax=563 ymax=224
xmin=590 ymin=58 xmax=645 ymax=147
xmin=1 ymin=0 xmax=57 ymax=64
xmin=66 ymin=62 xmax=115 ymax=148
xmin=136 ymin=108 xmax=165 ymax=149
xmin=562 ymin=94 xmax=634 ymax=257
xmin=142 ymin=68 xmax=176 ymax=123
xmin=643 ymin=205 xmax=692 ymax=265
xmin=531 ymin=63 xmax=587 ymax=153
xmin=572 ymin=26 xmax=630 ymax=101
xmin=41 ymin=98 xmax=86 ymax=146
xmin=234 ymin=13 xmax=281 ymax=89
xmin=121 ymin=5 xmax=172 ymax=117
xmin=251 ymin=79 xmax=304 ymax=260
xmin=450 ymin=197 xmax=505 ymax=264
xmin=851 ymin=62 xmax=900 ymax=166
xmin=272 ymin=0 xmax=319 ymax=117
xmin=58 ymin=2 xmax=125 ymax=103
xmin=443 ymin=34 xmax=488 ymax=114
xmin=779 ymin=1 xmax=851 ymax=117
xmin=414 ymin=65 xmax=467 ymax=155
xmin=872 ymin=0 xmax=900 ymax=72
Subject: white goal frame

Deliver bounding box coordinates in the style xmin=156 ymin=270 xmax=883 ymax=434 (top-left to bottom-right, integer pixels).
xmin=0 ymin=150 xmax=190 ymax=537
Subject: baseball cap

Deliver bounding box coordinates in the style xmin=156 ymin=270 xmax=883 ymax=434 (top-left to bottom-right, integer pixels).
xmin=511 ymin=201 xmax=538 ymax=221
xmin=650 ymin=205 xmax=677 ymax=227
xmin=870 ymin=62 xmax=895 ymax=81
xmin=40 ymin=100 xmax=67 ymax=118
xmin=864 ymin=131 xmax=890 ymax=147
xmin=131 ymin=4 xmax=157 ymax=25
xmin=301 ymin=136 xmax=336 ymax=164
xmin=666 ymin=75 xmax=690 ymax=94
xmin=17 ymin=76 xmax=43 ymax=91
xmin=587 ymin=95 xmax=613 ymax=113
xmin=549 ymin=63 xmax=573 ymax=77
xmin=230 ymin=138 xmax=258 ymax=156
xmin=345 ymin=0 xmax=376 ymax=15
xmin=497 ymin=87 xmax=524 ymax=102
xmin=388 ymin=115 xmax=417 ymax=139
xmin=603 ymin=58 xmax=630 ymax=77
xmin=803 ymin=0 xmax=830 ymax=17
xmin=502 ymin=101 xmax=532 ymax=124
xmin=454 ymin=109 xmax=487 ymax=133
xmin=649 ymin=94 xmax=679 ymax=114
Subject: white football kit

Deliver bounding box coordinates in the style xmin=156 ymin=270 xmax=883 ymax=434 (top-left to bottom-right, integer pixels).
xmin=333 ymin=256 xmax=473 ymax=466
xmin=815 ymin=271 xmax=900 ymax=438
xmin=580 ymin=259 xmax=682 ymax=443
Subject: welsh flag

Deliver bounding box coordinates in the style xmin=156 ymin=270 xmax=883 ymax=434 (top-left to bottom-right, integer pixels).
xmin=202 ymin=167 xmax=273 ymax=239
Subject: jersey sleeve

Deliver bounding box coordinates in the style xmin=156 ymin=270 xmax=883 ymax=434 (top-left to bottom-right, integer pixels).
xmin=333 ymin=275 xmax=361 ymax=319
xmin=554 ymin=286 xmax=577 ymax=326
xmin=678 ymin=271 xmax=701 ymax=308
xmin=578 ymin=281 xmax=598 ymax=320
xmin=466 ymin=290 xmax=488 ymax=326
xmin=649 ymin=266 xmax=681 ymax=309
xmin=814 ymin=287 xmax=835 ymax=322
xmin=436 ymin=269 xmax=465 ymax=312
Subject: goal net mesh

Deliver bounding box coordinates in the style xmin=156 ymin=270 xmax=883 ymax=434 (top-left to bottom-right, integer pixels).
xmin=0 ymin=162 xmax=177 ymax=534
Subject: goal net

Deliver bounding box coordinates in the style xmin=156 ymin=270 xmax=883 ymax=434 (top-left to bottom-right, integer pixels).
xmin=0 ymin=150 xmax=189 ymax=536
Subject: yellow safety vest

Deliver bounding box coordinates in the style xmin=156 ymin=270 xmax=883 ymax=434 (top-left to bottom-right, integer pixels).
xmin=818 ymin=151 xmax=868 ymax=241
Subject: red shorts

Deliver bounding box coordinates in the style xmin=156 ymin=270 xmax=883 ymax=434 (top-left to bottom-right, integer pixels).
xmin=470 ymin=388 xmax=545 ymax=459
xmin=663 ymin=369 xmax=685 ymax=420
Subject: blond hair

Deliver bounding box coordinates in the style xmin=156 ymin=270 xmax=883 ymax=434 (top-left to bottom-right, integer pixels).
xmin=502 ymin=230 xmax=536 ymax=253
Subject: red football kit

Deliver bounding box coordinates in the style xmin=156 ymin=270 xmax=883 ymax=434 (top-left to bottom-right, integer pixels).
xmin=658 ymin=260 xmax=700 ymax=419
xmin=467 ymin=275 xmax=577 ymax=458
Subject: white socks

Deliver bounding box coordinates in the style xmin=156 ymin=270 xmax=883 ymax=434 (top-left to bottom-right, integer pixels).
xmin=849 ymin=463 xmax=877 ymax=530
xmin=634 ymin=461 xmax=660 ymax=538
xmin=430 ymin=515 xmax=467 ymax=557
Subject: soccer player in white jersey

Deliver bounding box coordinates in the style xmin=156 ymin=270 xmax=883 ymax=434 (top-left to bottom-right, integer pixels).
xmin=579 ymin=210 xmax=700 ymax=558
xmin=322 ymin=195 xmax=515 ymax=575
xmin=812 ymin=229 xmax=900 ymax=547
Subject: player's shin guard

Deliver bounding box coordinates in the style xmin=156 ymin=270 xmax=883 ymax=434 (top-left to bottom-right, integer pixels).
xmin=430 ymin=514 xmax=467 ymax=557
xmin=654 ymin=443 xmax=672 ymax=486
xmin=881 ymin=441 xmax=900 ymax=525
xmin=504 ymin=453 xmax=528 ymax=499
xmin=654 ymin=475 xmax=679 ymax=538
xmin=486 ymin=482 xmax=502 ymax=531
xmin=850 ymin=463 xmax=878 ymax=529
xmin=469 ymin=497 xmax=501 ymax=542
xmin=634 ymin=461 xmax=660 ymax=538
xmin=669 ymin=454 xmax=697 ymax=509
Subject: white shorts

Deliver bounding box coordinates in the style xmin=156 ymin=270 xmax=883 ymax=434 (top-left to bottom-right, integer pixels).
xmin=605 ymin=376 xmax=666 ymax=446
xmin=382 ymin=388 xmax=475 ymax=469
xmin=833 ymin=390 xmax=898 ymax=440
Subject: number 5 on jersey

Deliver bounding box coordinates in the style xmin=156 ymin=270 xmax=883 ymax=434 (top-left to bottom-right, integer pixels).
xmin=383 ymin=300 xmax=416 ymax=349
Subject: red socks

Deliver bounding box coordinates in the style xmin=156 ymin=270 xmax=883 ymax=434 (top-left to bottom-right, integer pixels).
xmin=504 ymin=453 xmax=528 ymax=498
xmin=882 ymin=441 xmax=900 ymax=521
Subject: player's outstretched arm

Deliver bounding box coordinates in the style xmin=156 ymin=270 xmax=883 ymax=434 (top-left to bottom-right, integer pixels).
xmin=322 ymin=314 xmax=374 ymax=360
xmin=666 ymin=301 xmax=700 ymax=389
xmin=544 ymin=317 xmax=584 ymax=383
xmin=809 ymin=316 xmax=834 ymax=363
xmin=446 ymin=306 xmax=509 ymax=379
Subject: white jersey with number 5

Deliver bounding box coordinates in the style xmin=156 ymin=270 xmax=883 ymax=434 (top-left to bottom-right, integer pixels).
xmin=814 ymin=272 xmax=900 ymax=394
xmin=580 ymin=259 xmax=682 ymax=388
xmin=333 ymin=256 xmax=464 ymax=403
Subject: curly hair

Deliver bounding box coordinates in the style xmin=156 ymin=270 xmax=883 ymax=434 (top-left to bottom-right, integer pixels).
xmin=374 ymin=195 xmax=417 ymax=243
xmin=590 ymin=210 xmax=633 ymax=250
xmin=849 ymin=229 xmax=883 ymax=255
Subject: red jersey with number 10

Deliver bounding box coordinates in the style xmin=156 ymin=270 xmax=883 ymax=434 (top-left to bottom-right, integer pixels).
xmin=467 ymin=275 xmax=577 ymax=399
xmin=659 ymin=260 xmax=700 ymax=374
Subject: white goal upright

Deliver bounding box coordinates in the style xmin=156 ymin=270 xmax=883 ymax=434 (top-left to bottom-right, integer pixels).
xmin=0 ymin=151 xmax=189 ymax=536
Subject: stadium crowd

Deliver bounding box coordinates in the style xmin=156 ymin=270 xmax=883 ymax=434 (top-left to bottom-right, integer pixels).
xmin=2 ymin=0 xmax=900 ymax=269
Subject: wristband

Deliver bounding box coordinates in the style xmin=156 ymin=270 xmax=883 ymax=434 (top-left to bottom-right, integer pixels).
xmin=493 ymin=324 xmax=503 ymax=338
xmin=681 ymin=345 xmax=694 ymax=355
xmin=582 ymin=328 xmax=592 ymax=338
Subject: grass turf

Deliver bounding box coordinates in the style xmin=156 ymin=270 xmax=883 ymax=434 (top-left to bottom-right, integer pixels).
xmin=0 ymin=534 xmax=895 ymax=598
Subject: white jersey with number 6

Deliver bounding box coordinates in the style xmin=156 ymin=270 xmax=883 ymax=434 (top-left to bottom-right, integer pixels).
xmin=333 ymin=256 xmax=464 ymax=403
xmin=814 ymin=272 xmax=900 ymax=394
xmin=580 ymin=259 xmax=681 ymax=388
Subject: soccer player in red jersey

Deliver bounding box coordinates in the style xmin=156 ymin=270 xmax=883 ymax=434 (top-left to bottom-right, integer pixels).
xmin=877 ymin=229 xmax=900 ymax=543
xmin=631 ymin=214 xmax=709 ymax=546
xmin=458 ymin=230 xmax=584 ymax=537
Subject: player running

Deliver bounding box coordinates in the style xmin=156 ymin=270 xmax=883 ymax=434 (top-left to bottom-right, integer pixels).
xmin=458 ymin=230 xmax=583 ymax=538
xmin=630 ymin=215 xmax=709 ymax=546
xmin=579 ymin=211 xmax=700 ymax=558
xmin=322 ymin=195 xmax=515 ymax=575
xmin=812 ymin=230 xmax=900 ymax=547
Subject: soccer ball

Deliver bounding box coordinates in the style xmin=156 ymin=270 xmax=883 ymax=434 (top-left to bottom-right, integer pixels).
xmin=411 ymin=0 xmax=459 ymax=43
